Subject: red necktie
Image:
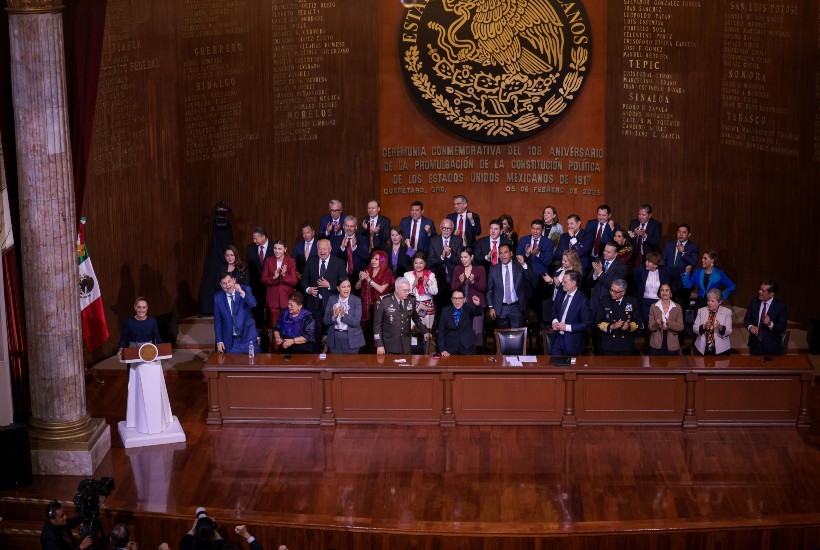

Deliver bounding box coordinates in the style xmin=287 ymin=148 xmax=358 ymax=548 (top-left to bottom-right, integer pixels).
xmin=346 ymin=238 xmax=354 ymax=274
xmin=594 ymin=223 xmax=603 ymax=255
xmin=410 ymin=219 xmax=418 ymax=248
xmin=491 ymin=240 xmax=498 ymax=265
xmin=258 ymin=246 xmax=264 ymax=266
xmin=457 ymin=215 xmax=464 ymax=235
xmin=757 ymin=302 xmax=767 ymax=341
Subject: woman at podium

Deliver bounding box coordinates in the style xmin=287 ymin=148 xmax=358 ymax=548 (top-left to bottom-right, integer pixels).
xmin=118 ymin=296 xmax=161 ymax=352
xmin=118 ymin=297 xmax=175 ymax=439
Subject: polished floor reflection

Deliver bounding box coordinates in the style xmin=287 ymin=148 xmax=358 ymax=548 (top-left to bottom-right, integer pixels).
xmin=5 ymin=369 xmax=820 ymax=543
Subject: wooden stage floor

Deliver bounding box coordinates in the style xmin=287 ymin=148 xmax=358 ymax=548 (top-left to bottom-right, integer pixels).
xmin=3 ymin=368 xmax=820 ymax=549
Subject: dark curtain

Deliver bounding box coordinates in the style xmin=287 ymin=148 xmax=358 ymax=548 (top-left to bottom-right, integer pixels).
xmin=2 ymin=247 xmax=29 ymax=422
xmin=64 ymin=0 xmax=108 ymax=217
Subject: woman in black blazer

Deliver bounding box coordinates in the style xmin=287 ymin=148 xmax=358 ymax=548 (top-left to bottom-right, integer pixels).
xmin=386 ymin=226 xmax=413 ymax=277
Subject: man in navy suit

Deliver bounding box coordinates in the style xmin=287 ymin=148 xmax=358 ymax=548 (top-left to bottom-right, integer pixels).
xmin=360 ymin=199 xmax=392 ymax=252
xmin=446 ymin=194 xmax=481 ymax=248
xmin=318 ymin=199 xmax=345 ymax=244
xmin=661 ymin=223 xmax=699 ymax=301
xmin=214 ymin=273 xmax=260 ymax=354
xmin=293 ymin=222 xmax=318 ymax=274
xmin=744 ymin=280 xmax=788 ymax=355
xmin=437 ymin=290 xmax=483 ymax=356
xmin=549 ymin=270 xmax=591 ymax=356
xmin=486 ymin=243 xmax=533 ymax=328
xmin=584 ymin=204 xmax=619 ymax=258
xmin=628 ymin=204 xmax=662 ymax=264
xmin=516 ymin=219 xmax=554 ymax=322
xmin=246 ymin=226 xmax=275 ymax=326
xmin=334 ymin=215 xmax=370 ymax=282
xmin=587 ymin=242 xmax=628 ymax=313
xmin=399 ymin=200 xmax=437 ymax=254
xmin=300 ymin=238 xmax=347 ymax=348
xmin=556 ymin=214 xmax=594 ymax=274
xmin=474 ymin=219 xmax=511 ymax=270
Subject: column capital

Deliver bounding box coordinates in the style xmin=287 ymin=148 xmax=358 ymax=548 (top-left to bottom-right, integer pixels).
xmin=5 ymin=0 xmax=63 ymax=14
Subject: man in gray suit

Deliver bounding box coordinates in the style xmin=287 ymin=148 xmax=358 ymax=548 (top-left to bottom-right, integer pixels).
xmin=323 ymin=279 xmax=366 ymax=354
xmin=373 ymin=277 xmax=430 ymax=354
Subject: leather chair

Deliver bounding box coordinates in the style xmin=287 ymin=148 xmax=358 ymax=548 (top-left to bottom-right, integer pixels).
xmin=780 ymin=330 xmax=791 ymax=354
xmin=495 ymin=327 xmax=527 ymax=355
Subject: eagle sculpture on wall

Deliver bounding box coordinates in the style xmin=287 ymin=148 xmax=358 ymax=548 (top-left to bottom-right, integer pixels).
xmin=433 ymin=0 xmax=565 ymax=75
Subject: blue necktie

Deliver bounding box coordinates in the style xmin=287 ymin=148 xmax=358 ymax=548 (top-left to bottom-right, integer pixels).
xmin=230 ymin=294 xmax=239 ymax=336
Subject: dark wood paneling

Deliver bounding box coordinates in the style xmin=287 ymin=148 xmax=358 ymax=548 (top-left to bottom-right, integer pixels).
xmin=203 ymin=353 xmax=812 ymax=427
xmin=606 ymin=0 xmax=820 ymax=328
xmin=84 ymin=0 xmax=379 ymax=356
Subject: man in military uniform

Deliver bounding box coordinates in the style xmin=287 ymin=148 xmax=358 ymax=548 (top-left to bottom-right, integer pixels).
xmin=594 ymin=278 xmax=642 ymax=356
xmin=373 ymin=277 xmax=430 ymax=354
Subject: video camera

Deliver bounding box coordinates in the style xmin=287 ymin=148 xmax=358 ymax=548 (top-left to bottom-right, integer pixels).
xmin=73 ymin=477 xmax=115 ymax=543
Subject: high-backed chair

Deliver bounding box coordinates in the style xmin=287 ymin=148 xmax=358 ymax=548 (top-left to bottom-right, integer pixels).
xmin=495 ymin=327 xmax=527 ymax=355
xmin=780 ymin=330 xmax=791 ymax=354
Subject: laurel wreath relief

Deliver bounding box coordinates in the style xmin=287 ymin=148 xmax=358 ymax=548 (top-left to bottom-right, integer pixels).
xmin=405 ymin=44 xmax=588 ymax=138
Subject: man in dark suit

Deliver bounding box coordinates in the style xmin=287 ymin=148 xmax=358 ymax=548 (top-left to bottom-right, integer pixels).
xmin=214 ymin=273 xmax=260 ymax=354
xmin=474 ymin=219 xmax=511 ymax=270
xmin=628 ymin=203 xmax=662 ymax=264
xmin=587 ymin=242 xmax=628 ymax=313
xmin=437 ymin=290 xmax=483 ymax=356
xmin=486 ymin=243 xmax=534 ymax=328
xmin=300 ymin=238 xmax=347 ymax=348
xmin=594 ymin=278 xmax=642 ymax=355
xmin=399 ymin=200 xmax=437 ymax=254
xmin=373 ymin=277 xmax=430 ymax=354
xmin=427 ymin=218 xmax=463 ymax=311
xmin=744 ymin=279 xmax=788 ymax=355
xmin=584 ymin=204 xmax=620 ymax=258
xmin=334 ymin=215 xmax=370 ymax=283
xmin=293 ymin=222 xmax=318 ymax=275
xmin=661 ymin=223 xmax=699 ymax=301
xmin=41 ymin=500 xmax=92 ymax=550
xmin=516 ymin=219 xmax=554 ymax=321
xmin=446 ymin=194 xmax=481 ymax=248
xmin=318 ymin=198 xmax=345 ymax=244
xmin=549 ymin=270 xmax=591 ymax=356
xmin=246 ymin=226 xmax=275 ymax=326
xmin=556 ymin=214 xmax=594 ymax=274
xmin=360 ymin=199 xmax=391 ymax=252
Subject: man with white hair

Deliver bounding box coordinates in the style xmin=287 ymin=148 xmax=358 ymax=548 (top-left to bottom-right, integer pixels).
xmin=373 ymin=277 xmax=430 ymax=354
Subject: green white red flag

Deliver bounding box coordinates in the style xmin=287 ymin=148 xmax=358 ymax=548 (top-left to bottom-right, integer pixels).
xmin=78 ymin=217 xmax=109 ymax=351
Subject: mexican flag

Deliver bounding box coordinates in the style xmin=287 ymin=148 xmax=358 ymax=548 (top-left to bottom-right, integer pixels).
xmin=78 ymin=217 xmax=109 ymax=351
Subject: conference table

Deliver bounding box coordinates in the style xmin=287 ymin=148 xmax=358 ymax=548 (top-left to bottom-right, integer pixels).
xmin=203 ymin=353 xmax=813 ymax=428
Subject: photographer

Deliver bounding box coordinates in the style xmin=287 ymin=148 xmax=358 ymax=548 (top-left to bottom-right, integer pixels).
xmin=41 ymin=500 xmax=92 ymax=550
xmin=179 ymin=508 xmax=223 ymax=550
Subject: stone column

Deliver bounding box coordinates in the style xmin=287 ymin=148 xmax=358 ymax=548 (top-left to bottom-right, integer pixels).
xmin=6 ymin=0 xmax=110 ymax=475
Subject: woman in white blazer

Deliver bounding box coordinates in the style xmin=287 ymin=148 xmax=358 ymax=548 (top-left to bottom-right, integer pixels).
xmin=693 ymin=288 xmax=733 ymax=355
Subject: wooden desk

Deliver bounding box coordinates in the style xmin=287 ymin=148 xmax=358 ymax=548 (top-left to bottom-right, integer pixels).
xmin=203 ymin=354 xmax=813 ymax=428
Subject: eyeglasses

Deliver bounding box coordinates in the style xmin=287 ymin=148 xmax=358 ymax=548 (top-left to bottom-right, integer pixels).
xmin=609 ymin=288 xmax=625 ymax=294
xmin=452 ymin=296 xmax=465 ymax=301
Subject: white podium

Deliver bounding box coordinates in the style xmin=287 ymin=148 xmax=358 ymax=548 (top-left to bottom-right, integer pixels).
xmin=117 ymin=343 xmax=186 ymax=448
